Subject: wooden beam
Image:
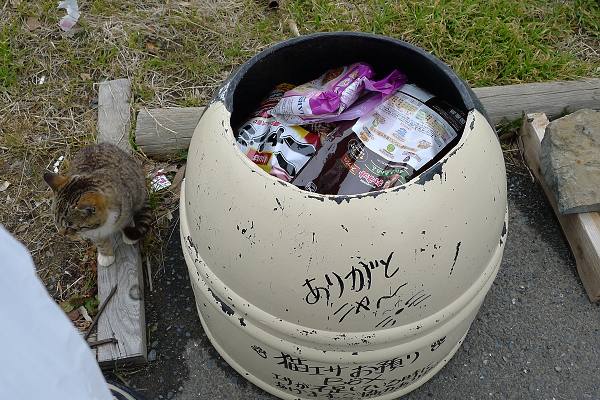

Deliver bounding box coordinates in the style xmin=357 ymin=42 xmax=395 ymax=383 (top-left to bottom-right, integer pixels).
xmin=97 ymin=79 xmax=132 ymax=152
xmin=135 ymin=107 xmax=204 ymax=157
xmin=96 ymin=79 xmax=147 ymax=366
xmin=473 ymin=78 xmax=600 ymax=125
xmin=134 ymin=79 xmax=600 ymax=157
xmin=520 ymin=113 xmax=600 ymax=302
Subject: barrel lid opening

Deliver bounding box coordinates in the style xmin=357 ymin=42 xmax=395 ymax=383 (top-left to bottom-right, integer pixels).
xmin=223 ymin=32 xmax=489 ymax=195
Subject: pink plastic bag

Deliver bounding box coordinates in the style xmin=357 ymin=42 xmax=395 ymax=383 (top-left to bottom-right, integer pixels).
xmin=270 ymin=64 xmax=405 ymax=125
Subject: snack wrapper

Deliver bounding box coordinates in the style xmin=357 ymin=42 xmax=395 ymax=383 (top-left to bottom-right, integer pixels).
xmin=291 ymin=84 xmax=467 ymax=195
xmin=351 ymin=84 xmax=465 ymax=171
xmin=236 ymin=84 xmax=329 ymax=182
xmin=270 ymin=63 xmax=405 ymax=125
xmin=237 ymin=120 xmax=322 ymax=182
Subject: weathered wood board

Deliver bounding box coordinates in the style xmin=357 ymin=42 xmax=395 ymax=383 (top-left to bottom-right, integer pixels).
xmin=520 ymin=113 xmax=600 ymax=302
xmin=96 ymin=79 xmax=147 ymax=366
xmin=473 ymin=78 xmax=600 ymax=125
xmin=98 ymin=79 xmax=133 ymax=152
xmin=135 ymin=107 xmax=204 ymax=157
xmin=134 ymin=79 xmax=600 ymax=156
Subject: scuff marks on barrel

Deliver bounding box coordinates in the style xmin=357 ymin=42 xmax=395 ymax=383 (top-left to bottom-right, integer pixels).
xmin=500 ymin=220 xmax=507 ymax=245
xmin=275 ymin=197 xmax=284 ymax=210
xmin=186 ymin=236 xmax=199 ymax=259
xmin=239 ymin=318 xmax=247 ymax=327
xmin=208 ymin=288 xmax=235 ymax=316
xmin=415 ymin=162 xmax=444 ymax=185
xmin=414 ymin=140 xmax=467 ymax=186
xmin=450 ymin=241 xmax=462 ymax=275
xmin=331 ymin=196 xmax=352 ymax=205
xmin=306 ymin=194 xmax=325 ymax=202
xmin=298 ymin=329 xmax=318 ymax=336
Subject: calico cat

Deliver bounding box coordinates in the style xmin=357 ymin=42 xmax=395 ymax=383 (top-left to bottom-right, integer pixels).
xmin=44 ymin=143 xmax=152 ymax=266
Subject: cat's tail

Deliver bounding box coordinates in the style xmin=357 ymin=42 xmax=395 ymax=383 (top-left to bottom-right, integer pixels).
xmin=122 ymin=202 xmax=153 ymax=243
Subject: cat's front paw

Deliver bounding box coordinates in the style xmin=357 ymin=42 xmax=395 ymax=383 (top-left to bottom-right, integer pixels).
xmin=98 ymin=253 xmax=115 ymax=267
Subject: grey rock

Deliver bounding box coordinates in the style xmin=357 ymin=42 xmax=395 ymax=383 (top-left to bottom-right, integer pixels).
xmin=148 ymin=349 xmax=157 ymax=362
xmin=540 ymin=109 xmax=600 ymax=214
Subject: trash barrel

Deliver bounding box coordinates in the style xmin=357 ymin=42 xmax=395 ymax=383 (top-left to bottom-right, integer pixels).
xmin=180 ymin=32 xmax=507 ymax=400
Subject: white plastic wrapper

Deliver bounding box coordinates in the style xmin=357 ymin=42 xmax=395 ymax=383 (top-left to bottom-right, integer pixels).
xmin=0 ymin=226 xmax=112 ymax=400
xmin=150 ymin=169 xmax=172 ymax=191
xmin=352 ymin=84 xmax=462 ymax=171
xmin=57 ymin=0 xmax=80 ymax=32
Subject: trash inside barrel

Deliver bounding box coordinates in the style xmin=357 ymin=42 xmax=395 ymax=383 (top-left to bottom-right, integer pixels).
xmin=180 ymin=32 xmax=508 ymax=400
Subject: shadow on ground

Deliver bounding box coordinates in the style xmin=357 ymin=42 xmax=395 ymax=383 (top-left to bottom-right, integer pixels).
xmin=124 ymin=165 xmax=600 ymax=400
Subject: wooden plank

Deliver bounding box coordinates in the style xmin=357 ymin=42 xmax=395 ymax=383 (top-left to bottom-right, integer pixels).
xmin=519 ymin=113 xmax=600 ymax=302
xmin=97 ymin=79 xmax=132 ymax=152
xmin=135 ymin=107 xmax=204 ymax=157
xmin=474 ymin=78 xmax=600 ymax=125
xmin=133 ymin=79 xmax=600 ymax=157
xmin=96 ymin=79 xmax=147 ymax=366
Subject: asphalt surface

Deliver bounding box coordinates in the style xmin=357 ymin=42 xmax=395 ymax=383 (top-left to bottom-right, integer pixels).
xmin=124 ymin=165 xmax=600 ymax=400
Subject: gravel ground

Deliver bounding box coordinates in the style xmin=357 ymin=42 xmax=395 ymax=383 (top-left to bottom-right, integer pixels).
xmin=124 ymin=166 xmax=600 ymax=400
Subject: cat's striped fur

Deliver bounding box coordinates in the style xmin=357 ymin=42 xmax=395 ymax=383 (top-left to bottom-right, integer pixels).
xmin=44 ymin=143 xmax=151 ymax=266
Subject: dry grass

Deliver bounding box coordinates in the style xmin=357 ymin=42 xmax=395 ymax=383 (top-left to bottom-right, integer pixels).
xmin=0 ymin=0 xmax=598 ymax=317
xmin=0 ymin=0 xmax=287 ymax=314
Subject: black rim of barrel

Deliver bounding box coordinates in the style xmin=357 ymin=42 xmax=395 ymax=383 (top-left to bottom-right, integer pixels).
xmin=215 ymin=32 xmax=491 ymax=130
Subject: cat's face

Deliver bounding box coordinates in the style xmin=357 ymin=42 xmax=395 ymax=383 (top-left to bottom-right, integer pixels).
xmin=43 ymin=173 xmax=109 ymax=236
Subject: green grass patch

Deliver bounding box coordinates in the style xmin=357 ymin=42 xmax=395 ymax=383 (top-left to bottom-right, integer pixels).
xmin=287 ymin=0 xmax=600 ymax=86
xmin=0 ymin=34 xmax=17 ymax=90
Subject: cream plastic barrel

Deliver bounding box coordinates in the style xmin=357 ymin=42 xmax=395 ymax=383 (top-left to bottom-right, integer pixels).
xmin=180 ymin=33 xmax=507 ymax=399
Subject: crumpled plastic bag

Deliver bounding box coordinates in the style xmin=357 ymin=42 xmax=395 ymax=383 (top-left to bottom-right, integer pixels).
xmin=57 ymin=0 xmax=80 ymax=32
xmin=270 ymin=63 xmax=405 ymax=125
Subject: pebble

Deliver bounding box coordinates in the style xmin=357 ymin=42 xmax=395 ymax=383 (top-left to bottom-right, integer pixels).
xmin=178 ymin=386 xmax=184 ymax=392
xmin=151 ymin=340 xmax=159 ymax=348
xmin=555 ymin=366 xmax=562 ymax=372
xmin=167 ymin=391 xmax=174 ymax=399
xmin=185 ymin=332 xmax=191 ymax=337
xmin=528 ymin=384 xmax=537 ymax=393
xmin=148 ymin=349 xmax=157 ymax=362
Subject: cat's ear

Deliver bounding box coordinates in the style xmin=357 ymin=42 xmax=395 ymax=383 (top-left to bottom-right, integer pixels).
xmin=76 ymin=192 xmax=106 ymax=216
xmin=43 ymin=172 xmax=69 ymax=192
